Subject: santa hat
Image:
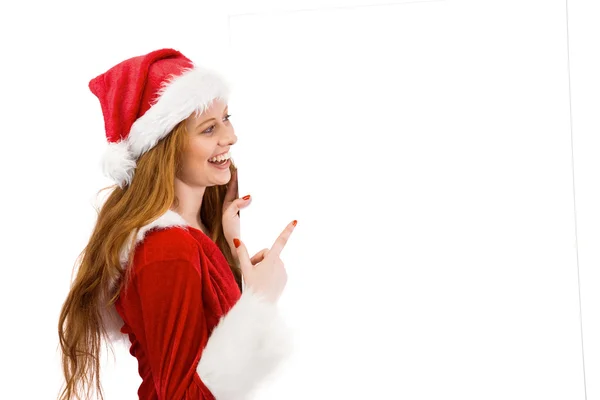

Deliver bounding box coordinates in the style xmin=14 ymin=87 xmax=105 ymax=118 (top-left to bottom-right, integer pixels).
xmin=89 ymin=48 xmax=231 ymax=188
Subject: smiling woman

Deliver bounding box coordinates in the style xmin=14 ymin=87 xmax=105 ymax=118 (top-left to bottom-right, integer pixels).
xmin=57 ymin=48 xmax=294 ymax=400
xmin=165 ymin=98 xmax=238 ymax=205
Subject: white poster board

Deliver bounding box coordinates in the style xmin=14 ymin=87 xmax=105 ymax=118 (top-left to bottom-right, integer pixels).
xmin=230 ymin=1 xmax=585 ymax=398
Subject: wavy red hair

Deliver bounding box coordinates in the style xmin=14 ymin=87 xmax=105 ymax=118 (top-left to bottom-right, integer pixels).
xmin=57 ymin=121 xmax=241 ymax=400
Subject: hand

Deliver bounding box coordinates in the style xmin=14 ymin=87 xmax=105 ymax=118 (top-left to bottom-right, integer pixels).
xmin=222 ymin=169 xmax=251 ymax=253
xmin=233 ymin=220 xmax=297 ymax=303
xmin=250 ymin=248 xmax=270 ymax=266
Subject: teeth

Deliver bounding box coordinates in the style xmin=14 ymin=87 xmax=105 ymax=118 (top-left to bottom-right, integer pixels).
xmin=209 ymin=152 xmax=231 ymax=163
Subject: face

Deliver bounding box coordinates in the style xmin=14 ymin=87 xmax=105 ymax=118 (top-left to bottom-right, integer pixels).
xmin=177 ymin=98 xmax=237 ymax=187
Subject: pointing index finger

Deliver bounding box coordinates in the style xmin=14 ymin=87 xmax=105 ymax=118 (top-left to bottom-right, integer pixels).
xmin=269 ymin=220 xmax=297 ymax=258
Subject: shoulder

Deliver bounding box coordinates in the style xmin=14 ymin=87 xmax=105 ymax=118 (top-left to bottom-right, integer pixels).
xmin=119 ymin=226 xmax=205 ymax=301
xmin=126 ymin=226 xmax=204 ymax=286
xmin=119 ymin=209 xmax=201 ymax=267
xmin=138 ymin=226 xmax=201 ymax=266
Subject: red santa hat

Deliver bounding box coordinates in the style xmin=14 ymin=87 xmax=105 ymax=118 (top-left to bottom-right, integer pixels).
xmin=89 ymin=48 xmax=231 ymax=188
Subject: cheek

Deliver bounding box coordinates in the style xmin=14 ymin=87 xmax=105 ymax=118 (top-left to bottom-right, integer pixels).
xmin=179 ymin=156 xmax=207 ymax=183
xmin=185 ymin=141 xmax=210 ymax=162
xmin=186 ymin=153 xmax=208 ymax=171
xmin=181 ymin=137 xmax=216 ymax=170
xmin=182 ymin=144 xmax=212 ymax=172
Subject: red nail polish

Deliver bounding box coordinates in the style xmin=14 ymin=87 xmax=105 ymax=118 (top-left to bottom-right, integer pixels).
xmin=292 ymin=220 xmax=297 ymax=226
xmin=242 ymin=195 xmax=251 ymax=200
xmin=233 ymin=238 xmax=241 ymax=248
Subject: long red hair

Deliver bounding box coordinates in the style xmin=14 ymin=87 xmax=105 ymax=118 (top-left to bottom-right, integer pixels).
xmin=57 ymin=120 xmax=241 ymax=400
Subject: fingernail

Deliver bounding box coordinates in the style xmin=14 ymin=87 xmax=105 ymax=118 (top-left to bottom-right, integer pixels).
xmin=292 ymin=220 xmax=297 ymax=226
xmin=242 ymin=195 xmax=251 ymax=200
xmin=233 ymin=238 xmax=241 ymax=248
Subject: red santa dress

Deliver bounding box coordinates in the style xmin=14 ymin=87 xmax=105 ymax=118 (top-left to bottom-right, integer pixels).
xmin=106 ymin=209 xmax=292 ymax=400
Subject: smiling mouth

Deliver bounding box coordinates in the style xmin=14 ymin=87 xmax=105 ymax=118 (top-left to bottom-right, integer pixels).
xmin=208 ymin=157 xmax=231 ymax=169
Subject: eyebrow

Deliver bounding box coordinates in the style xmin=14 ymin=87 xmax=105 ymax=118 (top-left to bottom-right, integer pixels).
xmin=196 ymin=107 xmax=229 ymax=129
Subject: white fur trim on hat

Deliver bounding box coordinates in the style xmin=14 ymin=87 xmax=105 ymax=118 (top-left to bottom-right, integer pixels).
xmin=101 ymin=140 xmax=137 ymax=188
xmin=101 ymin=66 xmax=231 ymax=188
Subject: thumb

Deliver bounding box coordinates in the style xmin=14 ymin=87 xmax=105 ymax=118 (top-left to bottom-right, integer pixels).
xmin=233 ymin=238 xmax=252 ymax=278
xmin=235 ymin=197 xmax=252 ymax=212
xmin=227 ymin=197 xmax=251 ymax=219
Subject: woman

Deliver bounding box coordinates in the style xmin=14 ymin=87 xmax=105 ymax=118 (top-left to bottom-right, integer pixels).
xmin=57 ymin=48 xmax=296 ymax=400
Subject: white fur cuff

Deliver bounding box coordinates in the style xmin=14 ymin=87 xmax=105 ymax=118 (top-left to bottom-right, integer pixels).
xmin=196 ymin=287 xmax=293 ymax=400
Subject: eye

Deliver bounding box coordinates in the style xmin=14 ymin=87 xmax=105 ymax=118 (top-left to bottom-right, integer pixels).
xmin=202 ymin=114 xmax=232 ymax=134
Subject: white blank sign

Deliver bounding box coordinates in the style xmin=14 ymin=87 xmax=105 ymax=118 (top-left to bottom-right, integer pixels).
xmin=229 ymin=1 xmax=584 ymax=398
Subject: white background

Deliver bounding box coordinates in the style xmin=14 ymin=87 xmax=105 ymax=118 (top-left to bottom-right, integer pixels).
xmin=0 ymin=0 xmax=598 ymax=399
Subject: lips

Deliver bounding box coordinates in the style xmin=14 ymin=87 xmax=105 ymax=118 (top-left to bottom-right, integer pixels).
xmin=209 ymin=158 xmax=231 ymax=169
xmin=211 ymin=150 xmax=229 ymax=158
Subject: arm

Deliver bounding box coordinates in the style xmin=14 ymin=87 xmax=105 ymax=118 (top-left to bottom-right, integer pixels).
xmin=197 ymin=285 xmax=293 ymax=400
xmin=134 ymin=258 xmax=216 ymax=399
xmin=134 ymin=258 xmax=293 ymax=400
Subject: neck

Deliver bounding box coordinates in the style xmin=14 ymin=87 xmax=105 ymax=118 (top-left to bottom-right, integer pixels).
xmin=172 ymin=177 xmax=207 ymax=232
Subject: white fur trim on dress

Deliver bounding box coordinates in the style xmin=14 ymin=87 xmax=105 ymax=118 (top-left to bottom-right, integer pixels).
xmin=103 ymin=209 xmax=294 ymax=396
xmin=197 ymin=286 xmax=294 ymax=400
xmin=118 ymin=209 xmax=189 ymax=266
xmin=101 ymin=66 xmax=231 ymax=188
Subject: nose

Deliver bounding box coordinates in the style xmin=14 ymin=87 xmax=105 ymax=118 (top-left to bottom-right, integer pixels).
xmin=221 ymin=124 xmax=237 ymax=146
